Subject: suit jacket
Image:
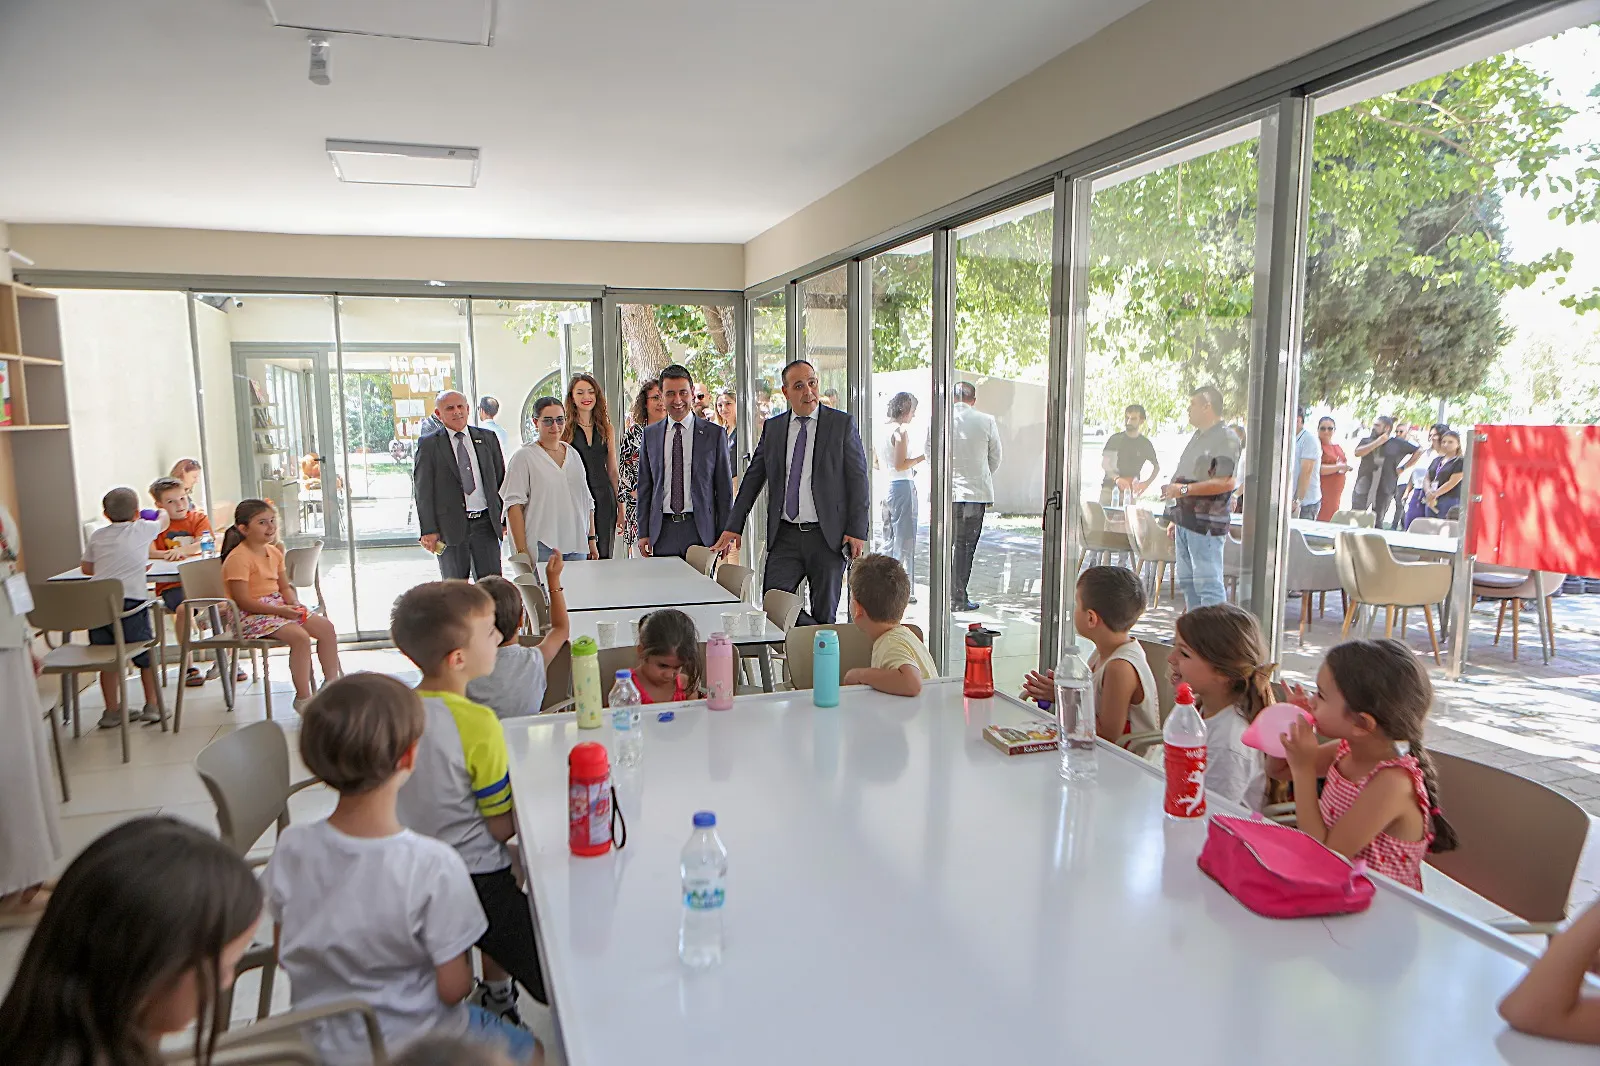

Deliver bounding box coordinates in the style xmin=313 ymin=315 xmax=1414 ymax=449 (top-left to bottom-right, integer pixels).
xmin=413 ymin=425 xmax=506 ymax=545
xmin=636 ymin=415 xmax=734 ymax=548
xmin=726 ymin=405 xmax=869 ymax=551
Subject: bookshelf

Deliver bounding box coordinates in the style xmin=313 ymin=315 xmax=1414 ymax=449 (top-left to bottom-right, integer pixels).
xmin=0 ymin=281 xmax=70 ymax=431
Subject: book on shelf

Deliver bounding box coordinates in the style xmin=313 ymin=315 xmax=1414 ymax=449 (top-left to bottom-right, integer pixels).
xmin=248 ymin=379 xmax=269 ymax=405
xmin=983 ymin=721 xmax=1061 ymax=756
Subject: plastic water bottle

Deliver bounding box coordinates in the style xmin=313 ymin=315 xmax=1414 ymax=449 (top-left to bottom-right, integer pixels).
xmin=199 ymin=530 xmax=216 ymax=556
xmin=1163 ymin=682 xmax=1208 ymax=819
xmin=610 ymin=670 xmax=643 ymax=768
xmin=679 ymin=811 xmax=727 ymax=968
xmin=1055 ymin=645 xmax=1097 ymax=781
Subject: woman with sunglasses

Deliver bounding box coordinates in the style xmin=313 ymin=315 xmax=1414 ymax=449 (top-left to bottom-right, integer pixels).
xmin=503 ymin=397 xmax=599 ymax=562
xmin=1316 ymin=417 xmax=1352 ymax=521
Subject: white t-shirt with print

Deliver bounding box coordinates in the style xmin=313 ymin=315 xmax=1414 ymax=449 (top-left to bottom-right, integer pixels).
xmin=262 ymin=820 xmax=487 ymax=1066
xmin=82 ymin=518 xmax=164 ymax=601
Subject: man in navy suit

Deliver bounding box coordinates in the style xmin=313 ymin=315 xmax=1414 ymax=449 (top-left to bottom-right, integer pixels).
xmin=637 ymin=364 xmax=735 ymax=560
xmin=713 ymin=360 xmax=869 ymax=625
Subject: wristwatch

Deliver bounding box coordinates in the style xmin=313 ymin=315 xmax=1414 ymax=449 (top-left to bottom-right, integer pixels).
xmin=1180 ymin=484 xmax=1190 ymax=496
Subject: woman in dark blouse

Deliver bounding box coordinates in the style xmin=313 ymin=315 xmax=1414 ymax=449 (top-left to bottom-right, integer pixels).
xmin=563 ymin=373 xmax=620 ymax=558
xmin=1425 ymin=429 xmax=1465 ymax=519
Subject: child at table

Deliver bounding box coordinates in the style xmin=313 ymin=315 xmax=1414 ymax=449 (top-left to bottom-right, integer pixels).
xmin=1166 ymin=603 xmax=1273 ymax=808
xmin=1268 ymin=639 xmax=1457 ymax=892
xmin=842 ymin=553 xmax=937 ymax=697
xmin=263 ymin=674 xmax=538 ymax=1065
xmin=81 ymin=486 xmax=170 ymax=728
xmin=1501 ymin=899 xmax=1600 ymax=1043
xmin=633 ymin=608 xmax=702 ymax=703
xmin=392 ymin=581 xmax=548 ymax=1026
xmin=1019 ymin=565 xmax=1159 ymax=738
xmin=220 ymin=499 xmax=341 ymax=713
xmin=148 ymin=475 xmax=216 ymax=688
xmin=466 ymin=559 xmax=570 ymax=719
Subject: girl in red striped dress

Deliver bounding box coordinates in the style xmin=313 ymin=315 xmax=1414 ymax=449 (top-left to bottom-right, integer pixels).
xmin=1269 ymin=639 xmax=1458 ymax=891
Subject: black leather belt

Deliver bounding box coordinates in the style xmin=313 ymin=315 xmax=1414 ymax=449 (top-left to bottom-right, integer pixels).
xmin=783 ymin=520 xmax=819 ymax=532
xmin=666 ymin=512 xmax=694 ymax=522
xmin=466 ymin=510 xmax=488 ymax=520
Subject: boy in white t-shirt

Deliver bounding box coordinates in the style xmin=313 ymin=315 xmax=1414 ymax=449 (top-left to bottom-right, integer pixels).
xmin=262 ymin=673 xmax=539 ymax=1066
xmin=80 ymin=487 xmax=169 ymax=728
xmin=464 ymin=557 xmax=570 ymax=719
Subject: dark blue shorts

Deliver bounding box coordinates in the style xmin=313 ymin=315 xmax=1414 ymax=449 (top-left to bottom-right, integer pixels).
xmin=160 ymin=587 xmax=185 ymax=612
xmin=89 ymin=599 xmax=153 ymax=669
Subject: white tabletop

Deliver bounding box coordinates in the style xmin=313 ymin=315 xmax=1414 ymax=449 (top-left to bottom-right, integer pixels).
xmin=568 ymin=601 xmax=783 ymax=649
xmin=1294 ymin=519 xmax=1458 ymax=557
xmin=49 ymin=560 xmax=181 ymax=582
xmin=506 ymin=679 xmax=1571 ymax=1066
xmin=559 ymin=557 xmax=740 ymax=612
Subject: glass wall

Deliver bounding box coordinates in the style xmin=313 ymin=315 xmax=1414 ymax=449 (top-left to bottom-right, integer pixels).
xmin=950 ymin=195 xmax=1054 ymax=694
xmin=470 ymin=299 xmax=591 ymax=453
xmin=800 ymin=266 xmax=849 ymax=408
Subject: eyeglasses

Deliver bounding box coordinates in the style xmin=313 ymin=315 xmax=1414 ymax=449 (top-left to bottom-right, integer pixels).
xmin=539 ymin=415 xmax=567 ymax=427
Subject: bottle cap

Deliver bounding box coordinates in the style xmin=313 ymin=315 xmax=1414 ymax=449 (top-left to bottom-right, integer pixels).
xmin=814 ymin=630 xmax=838 ymax=651
xmin=615 ymin=669 xmax=632 ymax=679
xmin=572 ymin=635 xmax=599 ymax=657
xmin=693 ymin=810 xmax=716 ymax=828
xmin=966 ymin=626 xmax=995 ymax=648
xmin=569 ymin=741 xmax=610 ymax=777
xmin=1175 ymin=682 xmax=1195 ymax=704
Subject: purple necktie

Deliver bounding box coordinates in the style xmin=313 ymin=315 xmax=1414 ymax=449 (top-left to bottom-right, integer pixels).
xmin=454 ymin=432 xmax=476 ymax=495
xmin=671 ymin=422 xmax=685 ymax=514
xmin=785 ymin=416 xmax=810 ymax=520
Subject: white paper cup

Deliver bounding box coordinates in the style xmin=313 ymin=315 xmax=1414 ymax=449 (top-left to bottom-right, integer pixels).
xmin=628 ymin=619 xmax=640 ymax=644
xmin=746 ymin=610 xmax=767 ymax=637
xmin=596 ymin=621 xmax=619 ymax=647
xmin=721 ymin=611 xmax=742 ymax=637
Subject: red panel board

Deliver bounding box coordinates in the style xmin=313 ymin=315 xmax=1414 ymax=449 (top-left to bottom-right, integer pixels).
xmin=1470 ymin=424 xmax=1600 ymax=575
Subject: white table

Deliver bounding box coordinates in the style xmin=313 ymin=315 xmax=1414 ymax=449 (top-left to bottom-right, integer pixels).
xmin=49 ymin=560 xmax=181 ymax=582
xmin=559 ymin=557 xmax=739 ymax=612
xmin=1294 ymin=518 xmax=1458 ymax=557
xmin=568 ymin=602 xmax=782 ymax=650
xmin=506 ymin=679 xmax=1573 ymax=1066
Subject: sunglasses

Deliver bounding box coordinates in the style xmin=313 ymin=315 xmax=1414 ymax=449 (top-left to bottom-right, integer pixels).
xmin=539 ymin=415 xmax=567 ymax=427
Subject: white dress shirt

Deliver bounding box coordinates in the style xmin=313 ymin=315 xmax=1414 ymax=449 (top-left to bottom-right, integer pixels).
xmin=450 ymin=430 xmax=489 ymax=513
xmin=950 ymin=403 xmax=1002 ymax=504
xmin=785 ymin=411 xmax=820 ymax=524
xmin=662 ymin=413 xmax=696 ymax=514
xmin=501 ymin=443 xmax=594 ymax=555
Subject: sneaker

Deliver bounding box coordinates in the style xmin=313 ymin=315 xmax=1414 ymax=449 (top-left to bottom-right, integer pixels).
xmin=184 ymin=668 xmax=205 ymax=688
xmin=471 ymin=981 xmax=524 ymax=1028
xmin=98 ymin=711 xmax=123 ymax=730
xmin=292 ymin=696 xmax=311 ymax=715
xmin=136 ymin=704 xmax=163 ymax=725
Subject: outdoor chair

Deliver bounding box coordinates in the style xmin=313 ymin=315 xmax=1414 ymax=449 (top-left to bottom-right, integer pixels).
xmin=1407 ymin=517 xmax=1457 ymax=537
xmin=160 ymin=1000 xmax=388 ymax=1063
xmin=746 ymin=589 xmax=802 ymax=690
xmin=598 ymin=643 xmax=707 ymax=705
xmin=1125 ymin=505 xmax=1177 ymax=607
xmin=1286 ymin=528 xmax=1341 ymax=644
xmin=1119 ymin=638 xmax=1177 ymax=757
xmin=1078 ymin=499 xmax=1132 ymax=570
xmin=1346 ymin=532 xmax=1452 ymax=662
xmin=1471 ymin=567 xmax=1563 ymax=663
xmin=716 ymin=562 xmax=755 ymax=601
xmin=282 ymin=542 xmax=325 ymax=615
xmin=508 ymin=551 xmax=536 ymax=578
xmin=512 ymin=573 xmax=551 ymax=636
xmin=1330 ymin=509 xmax=1376 ymax=527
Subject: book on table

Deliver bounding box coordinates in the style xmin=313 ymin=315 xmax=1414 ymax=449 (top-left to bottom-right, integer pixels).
xmin=984 ymin=721 xmax=1060 ymax=755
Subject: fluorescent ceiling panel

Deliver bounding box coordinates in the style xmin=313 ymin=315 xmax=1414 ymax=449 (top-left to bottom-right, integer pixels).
xmin=265 ymin=0 xmax=495 ymax=46
xmin=327 ymin=140 xmax=480 ymax=187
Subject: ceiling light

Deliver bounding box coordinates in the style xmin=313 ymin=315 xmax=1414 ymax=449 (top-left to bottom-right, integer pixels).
xmin=326 ymin=140 xmax=480 ymax=188
xmin=308 ymin=35 xmax=330 ymax=85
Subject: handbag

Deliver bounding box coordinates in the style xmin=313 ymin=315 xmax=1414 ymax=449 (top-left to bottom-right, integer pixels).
xmin=1197 ymin=814 xmax=1375 ymax=919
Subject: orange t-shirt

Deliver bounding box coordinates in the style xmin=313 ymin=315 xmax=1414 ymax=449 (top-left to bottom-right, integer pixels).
xmin=221 ymin=543 xmax=285 ymax=603
xmin=153 ymin=510 xmax=213 ymax=594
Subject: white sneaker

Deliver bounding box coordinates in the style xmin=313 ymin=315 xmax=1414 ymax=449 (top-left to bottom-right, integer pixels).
xmin=136 ymin=704 xmax=163 ymax=725
xmin=292 ymin=696 xmax=311 ymax=714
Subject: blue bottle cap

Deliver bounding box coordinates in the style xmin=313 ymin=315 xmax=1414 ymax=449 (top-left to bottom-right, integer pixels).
xmin=615 ymin=669 xmax=632 ymax=679
xmin=656 ymin=711 xmax=674 ymax=722
xmin=693 ymin=811 xmax=716 ymax=828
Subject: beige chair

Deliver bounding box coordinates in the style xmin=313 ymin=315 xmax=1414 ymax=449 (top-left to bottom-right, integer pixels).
xmin=194 ymin=721 xmax=320 ymax=1026
xmin=748 ymin=588 xmax=803 ymax=690
xmin=1286 ymin=528 xmax=1341 ymax=644
xmin=685 ymin=544 xmax=717 ymax=576
xmin=162 ymin=1000 xmax=388 ymax=1064
xmin=535 ymin=641 xmax=574 ymax=712
xmin=1118 ymin=638 xmax=1178 ymax=757
xmin=784 ymin=624 xmax=875 ymax=690
xmin=716 ymin=562 xmax=755 ymax=601
xmin=1345 ymin=532 xmax=1452 ymax=662
xmin=1406 ymin=517 xmax=1456 ymax=537
xmin=1426 ymin=750 xmax=1589 ymax=936
xmin=1125 ymin=506 xmax=1176 ymax=607
xmin=597 ymin=643 xmax=708 ymax=705
xmin=1330 ymin=509 xmax=1376 ymax=527
xmin=1472 ymin=567 xmax=1564 ymax=663
xmin=1334 ymin=531 xmax=1366 ymax=638
xmin=171 ymin=558 xmax=282 ymax=730
xmin=29 ymin=577 xmax=164 ymax=765
xmin=512 ymin=573 xmax=551 ymax=636
xmin=1078 ymin=499 xmax=1132 ymax=570
xmin=282 ymin=541 xmax=325 ymax=615
xmin=507 ymin=551 xmax=536 ymax=578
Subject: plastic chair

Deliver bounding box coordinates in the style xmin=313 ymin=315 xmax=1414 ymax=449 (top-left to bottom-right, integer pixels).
xmin=512 ymin=573 xmax=551 ymax=636
xmin=1078 ymin=499 xmax=1132 ymax=569
xmin=536 ymin=641 xmax=574 ymax=712
xmin=1471 ymin=567 xmax=1564 ymax=663
xmin=171 ymin=558 xmax=282 ymax=730
xmin=507 ymin=552 xmax=536 ymax=578
xmin=685 ymin=545 xmax=717 ymax=576
xmin=747 ymin=589 xmax=802 ymax=690
xmin=716 ymin=562 xmax=755 ymax=601
xmin=597 ymin=643 xmax=707 ymax=705
xmin=1407 ymin=517 xmax=1456 ymax=537
xmin=1116 ymin=638 xmax=1176 ymax=757
xmin=162 ymin=1000 xmax=388 ymax=1064
xmin=1346 ymin=532 xmax=1452 ymax=662
xmin=282 ymin=542 xmax=325 ymax=615
xmin=1426 ymin=750 xmax=1589 ymax=936
xmin=784 ymin=624 xmax=875 ymax=690
xmin=1330 ymin=509 xmax=1377 ymax=527
xmin=1334 ymin=531 xmax=1366 ymax=637
xmin=1125 ymin=506 xmax=1176 ymax=607
xmin=29 ymin=577 xmax=164 ymax=765
xmin=194 ymin=721 xmax=320 ymax=1026
xmin=1286 ymin=528 xmax=1341 ymax=645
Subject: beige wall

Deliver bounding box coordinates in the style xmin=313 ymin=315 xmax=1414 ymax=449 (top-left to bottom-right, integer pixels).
xmin=9 ymin=225 xmax=745 ymax=292
xmin=193 ymin=301 xmax=243 ymax=514
xmin=744 ymin=0 xmax=1431 ymax=285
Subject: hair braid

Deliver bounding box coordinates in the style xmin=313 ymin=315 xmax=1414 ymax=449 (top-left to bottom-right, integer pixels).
xmin=1407 ymin=734 xmax=1459 ymax=853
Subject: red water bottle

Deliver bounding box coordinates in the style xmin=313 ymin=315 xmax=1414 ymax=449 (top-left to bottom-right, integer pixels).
xmin=963 ymin=623 xmax=995 ymax=699
xmin=569 ymin=742 xmax=626 ymax=855
xmin=1163 ymin=683 xmax=1208 ymax=819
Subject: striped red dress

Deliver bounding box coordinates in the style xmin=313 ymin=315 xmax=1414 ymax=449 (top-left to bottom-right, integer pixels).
xmin=1317 ymin=740 xmax=1433 ymax=891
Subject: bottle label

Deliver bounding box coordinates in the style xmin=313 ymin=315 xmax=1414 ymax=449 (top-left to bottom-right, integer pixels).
xmin=683 ymin=876 xmax=725 ymax=911
xmin=1163 ymin=743 xmax=1207 ymax=818
xmin=568 ymin=780 xmax=611 ymax=849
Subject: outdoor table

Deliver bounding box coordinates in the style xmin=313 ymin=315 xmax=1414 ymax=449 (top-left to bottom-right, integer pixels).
xmin=559 ymin=557 xmax=740 ymax=613
xmin=1293 ymin=518 xmax=1458 ymax=557
xmin=506 ymin=678 xmax=1565 ymax=1066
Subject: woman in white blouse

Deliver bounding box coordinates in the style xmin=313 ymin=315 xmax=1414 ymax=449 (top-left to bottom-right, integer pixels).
xmin=503 ymin=396 xmax=599 ymax=562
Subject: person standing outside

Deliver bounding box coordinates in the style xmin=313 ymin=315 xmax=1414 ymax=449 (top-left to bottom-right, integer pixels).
xmin=1351 ymin=415 xmax=1416 ymax=527
xmin=950 ymin=381 xmax=1001 ymax=612
xmin=414 ymin=390 xmax=506 ymax=580
xmin=876 ymin=392 xmax=925 ymax=602
xmin=1160 ymin=386 xmax=1239 ymax=609
xmin=636 ymin=365 xmax=734 ymax=560
xmin=563 ymin=374 xmax=620 ymax=559
xmin=1291 ymin=407 xmax=1321 ymax=520
xmin=713 ymin=360 xmax=870 ymax=626
xmin=713 ymin=389 xmax=738 ymax=465
xmin=1424 ymin=429 xmax=1465 ymax=519
xmin=1397 ymin=423 xmax=1442 ymax=529
xmin=1098 ymin=404 xmax=1159 ymax=506
xmin=1316 ymin=417 xmax=1350 ymax=521
xmin=477 ymin=396 xmax=511 ymax=462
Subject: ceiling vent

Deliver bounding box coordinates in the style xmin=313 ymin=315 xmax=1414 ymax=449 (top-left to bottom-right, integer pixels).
xmin=327 ymin=140 xmax=481 ymax=188
xmin=265 ymin=1 xmax=495 ymax=46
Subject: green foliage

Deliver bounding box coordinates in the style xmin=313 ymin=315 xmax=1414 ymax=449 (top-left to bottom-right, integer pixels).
xmin=341 ymin=372 xmax=395 ymax=452
xmin=653 ymin=304 xmax=735 ymax=395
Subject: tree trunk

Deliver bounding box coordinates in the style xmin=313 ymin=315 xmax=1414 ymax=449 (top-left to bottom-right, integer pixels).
xmin=620 ymin=303 xmax=672 ymax=381
xmin=700 ymin=305 xmax=736 ymax=357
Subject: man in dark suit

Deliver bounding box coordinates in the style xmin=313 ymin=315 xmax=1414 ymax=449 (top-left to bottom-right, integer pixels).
xmin=637 ymin=364 xmax=735 ymax=560
xmin=713 ymin=360 xmax=869 ymax=625
xmin=413 ymin=389 xmax=506 ymax=580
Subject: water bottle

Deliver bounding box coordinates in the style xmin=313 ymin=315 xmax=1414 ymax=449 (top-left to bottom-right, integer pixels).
xmin=199 ymin=530 xmax=216 ymax=556
xmin=1163 ymin=682 xmax=1208 ymax=819
xmin=812 ymin=630 xmax=840 ymax=707
xmin=609 ymin=670 xmax=643 ymax=768
xmin=1055 ymin=645 xmax=1096 ymax=781
xmin=706 ymin=633 xmax=734 ymax=711
xmin=963 ymin=623 xmax=996 ymax=699
xmin=679 ymin=811 xmax=727 ymax=968
xmin=572 ymin=636 xmax=603 ymax=729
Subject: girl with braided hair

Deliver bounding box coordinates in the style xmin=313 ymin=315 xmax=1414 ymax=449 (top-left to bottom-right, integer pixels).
xmin=1271 ymin=639 xmax=1458 ymax=891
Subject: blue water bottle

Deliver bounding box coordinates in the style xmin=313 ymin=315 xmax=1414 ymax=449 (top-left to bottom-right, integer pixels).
xmin=813 ymin=630 xmax=840 ymax=707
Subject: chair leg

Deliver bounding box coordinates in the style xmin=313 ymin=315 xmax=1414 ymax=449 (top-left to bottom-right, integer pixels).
xmin=256 ymin=959 xmax=277 ymax=1022
xmin=70 ymin=672 xmax=81 ymax=739
xmin=51 ymin=679 xmax=69 ymax=804
xmin=1512 ymin=599 xmax=1521 ymax=662
xmin=1384 ymin=605 xmax=1395 ymax=639
xmin=1398 ymin=608 xmax=1408 ymax=643
xmin=1151 ymin=563 xmax=1162 ymax=608
xmin=1532 ymin=593 xmax=1551 ymax=665
xmin=1318 ymin=591 xmax=1327 ymax=619
xmin=119 ymin=665 xmax=130 ymax=765
xmin=1494 ymin=600 xmax=1507 ymax=645
xmin=1423 ymin=604 xmax=1441 ymax=665
xmin=263 ymin=652 xmax=272 ymax=721
xmin=1341 ymin=599 xmax=1358 ymax=639
xmin=1299 ymin=602 xmax=1309 ymax=647
xmin=1546 ymin=594 xmax=1558 ymax=658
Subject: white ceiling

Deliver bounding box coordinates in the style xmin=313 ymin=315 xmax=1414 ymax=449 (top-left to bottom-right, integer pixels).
xmin=0 ymin=0 xmax=1148 ymax=244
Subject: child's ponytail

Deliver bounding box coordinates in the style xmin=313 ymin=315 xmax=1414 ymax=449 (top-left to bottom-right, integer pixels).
xmin=1174 ymin=604 xmax=1270 ymax=722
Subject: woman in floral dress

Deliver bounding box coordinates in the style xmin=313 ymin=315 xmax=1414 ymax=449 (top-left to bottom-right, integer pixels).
xmin=618 ymin=379 xmax=664 ymax=556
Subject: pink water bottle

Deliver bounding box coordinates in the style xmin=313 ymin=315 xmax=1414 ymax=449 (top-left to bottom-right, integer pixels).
xmin=1163 ymin=682 xmax=1208 ymax=819
xmin=706 ymin=632 xmax=734 ymax=711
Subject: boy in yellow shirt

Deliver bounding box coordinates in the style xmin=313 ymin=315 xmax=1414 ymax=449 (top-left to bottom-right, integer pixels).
xmin=843 ymin=553 xmax=938 ymax=696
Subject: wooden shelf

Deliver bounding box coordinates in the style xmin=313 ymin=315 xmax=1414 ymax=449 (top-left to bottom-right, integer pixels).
xmin=10 ymin=284 xmax=57 ymax=301
xmin=0 ymin=423 xmax=68 ymax=432
xmin=0 ymin=352 xmax=62 ymax=366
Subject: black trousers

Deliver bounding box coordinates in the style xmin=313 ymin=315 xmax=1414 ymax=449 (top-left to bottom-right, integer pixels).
xmin=1371 ymin=482 xmax=1402 ymax=530
xmin=438 ymin=514 xmax=503 ymax=580
xmin=951 ymin=502 xmax=987 ymax=605
xmin=471 ymin=867 xmax=548 ymax=1005
xmin=652 ymin=515 xmax=706 ymax=558
xmin=764 ymin=521 xmax=846 ymax=626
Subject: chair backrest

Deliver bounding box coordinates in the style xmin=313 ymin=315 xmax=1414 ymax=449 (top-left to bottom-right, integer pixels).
xmin=542 ymin=642 xmax=572 ymax=710
xmin=1330 ymin=509 xmax=1376 ymax=528
xmin=179 ymin=556 xmax=229 ymax=602
xmin=716 ymin=562 xmax=754 ymax=600
xmin=1124 ymin=505 xmax=1152 ymax=560
xmin=1406 ymin=518 xmax=1449 ymax=537
xmin=282 ymin=541 xmax=322 ymax=588
xmin=1333 ymin=531 xmax=1363 ymax=600
xmin=507 ymin=552 xmax=535 ymax=578
xmin=194 ymin=721 xmax=293 ymax=856
xmin=785 ymin=624 xmax=875 ymax=689
xmin=1347 ymin=530 xmax=1401 ymax=591
xmin=764 ymin=589 xmax=802 ymax=631
xmin=1426 ymin=750 xmax=1589 ymax=925
xmin=512 ymin=573 xmax=550 ymax=633
xmin=1135 ymin=638 xmax=1177 ymax=723
xmin=1079 ymin=498 xmax=1107 ymax=535
xmin=685 ymin=545 xmax=717 ymax=576
xmin=597 ymin=643 xmax=708 ymax=705
xmin=27 ymin=578 xmax=124 ymax=633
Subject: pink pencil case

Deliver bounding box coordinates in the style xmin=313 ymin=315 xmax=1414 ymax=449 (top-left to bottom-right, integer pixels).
xmin=1197 ymin=814 xmax=1375 ymax=919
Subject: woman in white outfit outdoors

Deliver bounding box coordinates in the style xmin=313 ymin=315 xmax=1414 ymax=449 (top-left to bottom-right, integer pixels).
xmin=875 ymin=392 xmax=924 ymax=600
xmin=502 ymin=396 xmax=599 ymax=563
xmin=0 ymin=501 xmax=61 ymax=926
